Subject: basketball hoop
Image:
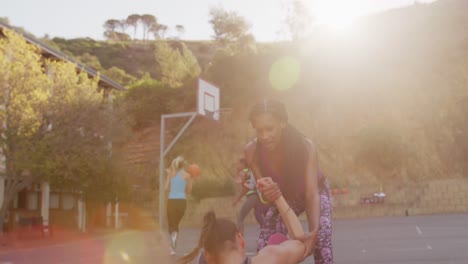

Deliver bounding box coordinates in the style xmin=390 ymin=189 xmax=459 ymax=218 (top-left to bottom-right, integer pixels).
xmin=159 ymin=78 xmax=223 ymax=231
xmin=198 ymin=79 xmax=220 ymax=121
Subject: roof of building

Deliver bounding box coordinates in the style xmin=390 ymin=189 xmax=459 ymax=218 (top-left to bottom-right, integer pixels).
xmin=0 ymin=21 xmax=126 ymax=91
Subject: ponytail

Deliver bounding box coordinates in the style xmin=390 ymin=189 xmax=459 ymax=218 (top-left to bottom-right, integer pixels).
xmin=178 ymin=211 xmax=217 ymax=264
xmin=171 ymin=156 xmax=185 ymax=171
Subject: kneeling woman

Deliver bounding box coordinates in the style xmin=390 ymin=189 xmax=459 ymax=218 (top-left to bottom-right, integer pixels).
xmin=179 ymin=177 xmax=307 ymax=264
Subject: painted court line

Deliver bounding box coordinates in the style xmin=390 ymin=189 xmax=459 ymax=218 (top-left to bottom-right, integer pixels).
xmin=390 ymin=247 xmax=430 ymax=252
xmin=416 ymin=225 xmax=423 ymax=236
xmin=415 ymin=225 xmax=433 ymax=250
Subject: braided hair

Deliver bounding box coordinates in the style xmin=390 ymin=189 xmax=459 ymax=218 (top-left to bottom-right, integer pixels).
xmin=249 ymin=99 xmax=309 ymax=200
xmin=178 ymin=211 xmax=239 ymax=264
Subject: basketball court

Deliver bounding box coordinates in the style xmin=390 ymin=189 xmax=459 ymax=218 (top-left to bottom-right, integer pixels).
xmin=0 ymin=213 xmax=466 ymax=263
xmin=174 ymin=213 xmax=468 ymax=264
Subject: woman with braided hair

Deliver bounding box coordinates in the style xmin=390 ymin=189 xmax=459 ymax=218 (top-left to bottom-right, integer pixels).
xmin=244 ymin=99 xmax=334 ymax=263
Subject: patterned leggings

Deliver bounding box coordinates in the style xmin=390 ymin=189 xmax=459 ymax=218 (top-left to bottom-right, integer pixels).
xmin=257 ymin=178 xmax=334 ymax=264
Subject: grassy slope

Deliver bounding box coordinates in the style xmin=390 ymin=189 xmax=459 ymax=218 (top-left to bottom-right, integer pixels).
xmin=52 ymin=0 xmax=468 ymax=189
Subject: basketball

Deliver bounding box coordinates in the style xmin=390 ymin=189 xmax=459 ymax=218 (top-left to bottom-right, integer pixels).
xmin=188 ymin=163 xmax=201 ymax=178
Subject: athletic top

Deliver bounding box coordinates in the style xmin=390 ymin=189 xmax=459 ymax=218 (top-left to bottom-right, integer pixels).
xmin=168 ymin=170 xmax=187 ymax=199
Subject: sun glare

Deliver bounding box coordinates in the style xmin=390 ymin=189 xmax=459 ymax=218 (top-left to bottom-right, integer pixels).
xmin=312 ymin=1 xmax=372 ymax=31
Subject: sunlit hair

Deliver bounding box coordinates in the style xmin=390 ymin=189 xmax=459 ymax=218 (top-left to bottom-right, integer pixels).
xmin=249 ymin=99 xmax=288 ymax=124
xmin=249 ymin=99 xmax=309 ymax=200
xmin=178 ymin=211 xmax=239 ymax=264
xmin=171 ymin=156 xmax=185 ymax=171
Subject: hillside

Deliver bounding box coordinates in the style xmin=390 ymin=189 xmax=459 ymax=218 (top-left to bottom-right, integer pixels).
xmin=51 ymin=38 xmax=218 ymax=79
xmin=43 ymin=0 xmax=468 ymax=193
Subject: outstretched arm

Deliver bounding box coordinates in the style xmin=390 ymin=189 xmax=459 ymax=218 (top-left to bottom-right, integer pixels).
xmin=302 ymin=140 xmax=321 ymax=256
xmin=253 ymin=177 xmax=306 ymax=264
xmin=257 ymin=177 xmax=304 ymax=239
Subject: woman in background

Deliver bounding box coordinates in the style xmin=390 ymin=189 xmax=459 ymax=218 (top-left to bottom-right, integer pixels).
xmin=232 ymin=158 xmax=264 ymax=235
xmin=165 ymin=156 xmax=193 ymax=255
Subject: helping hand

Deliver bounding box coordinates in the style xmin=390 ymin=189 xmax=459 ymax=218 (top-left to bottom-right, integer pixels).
xmin=256 ymin=177 xmax=282 ymax=202
xmin=296 ymin=231 xmax=317 ymax=261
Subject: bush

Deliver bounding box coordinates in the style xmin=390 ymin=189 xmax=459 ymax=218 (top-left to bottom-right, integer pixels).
xmin=355 ymin=124 xmax=409 ymax=183
xmin=191 ymin=177 xmax=235 ymax=200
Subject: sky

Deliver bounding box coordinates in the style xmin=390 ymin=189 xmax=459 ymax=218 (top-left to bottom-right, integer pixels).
xmin=2 ymin=0 xmax=437 ymax=41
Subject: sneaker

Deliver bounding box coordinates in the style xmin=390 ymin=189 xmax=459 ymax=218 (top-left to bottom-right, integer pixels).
xmin=171 ymin=231 xmax=178 ymax=249
xmin=170 ymin=247 xmax=176 ymax=256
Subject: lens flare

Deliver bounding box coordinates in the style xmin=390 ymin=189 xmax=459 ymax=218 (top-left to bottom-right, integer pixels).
xmin=120 ymin=251 xmax=130 ymax=262
xmin=269 ymin=56 xmax=300 ymax=91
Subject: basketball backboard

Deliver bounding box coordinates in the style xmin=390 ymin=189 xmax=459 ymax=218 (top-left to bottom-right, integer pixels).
xmin=198 ymin=79 xmax=220 ymax=121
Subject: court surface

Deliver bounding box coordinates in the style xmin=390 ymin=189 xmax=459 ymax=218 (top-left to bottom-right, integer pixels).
xmin=0 ymin=213 xmax=466 ymax=264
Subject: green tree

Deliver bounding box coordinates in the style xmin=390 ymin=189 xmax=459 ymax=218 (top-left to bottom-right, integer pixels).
xmin=104 ymin=31 xmax=131 ymax=42
xmin=208 ymin=7 xmax=251 ymax=44
xmin=103 ymin=19 xmax=120 ymax=36
xmin=0 ymin=31 xmax=50 ymax=230
xmin=125 ymin=14 xmax=141 ymax=40
xmin=123 ymin=73 xmax=171 ymax=128
xmin=0 ymin=17 xmax=9 ymax=25
xmin=151 ymin=24 xmax=169 ymax=40
xmin=77 ymin=53 xmax=103 ymax=71
xmin=0 ymin=29 xmax=131 ymax=230
xmin=155 ymin=42 xmax=201 ymax=88
xmin=118 ymin=19 xmax=128 ymax=34
xmin=284 ymin=0 xmax=312 ymax=41
xmin=103 ymin=66 xmax=136 ymax=86
xmin=32 ymin=61 xmax=131 ymax=197
xmin=140 ymin=14 xmax=157 ymax=40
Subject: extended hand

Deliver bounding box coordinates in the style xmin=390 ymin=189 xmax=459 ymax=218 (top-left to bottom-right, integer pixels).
xmin=256 ymin=177 xmax=282 ymax=202
xmin=296 ymin=231 xmax=317 ymax=260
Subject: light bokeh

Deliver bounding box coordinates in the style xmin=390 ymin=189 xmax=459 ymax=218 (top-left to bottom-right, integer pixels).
xmin=269 ymin=56 xmax=301 ymax=91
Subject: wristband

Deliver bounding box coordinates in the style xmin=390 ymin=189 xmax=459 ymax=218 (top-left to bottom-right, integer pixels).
xmin=259 ymin=192 xmax=269 ymax=204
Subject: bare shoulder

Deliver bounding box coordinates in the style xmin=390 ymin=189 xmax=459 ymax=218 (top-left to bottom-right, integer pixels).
xmin=252 ymin=240 xmax=304 ymax=264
